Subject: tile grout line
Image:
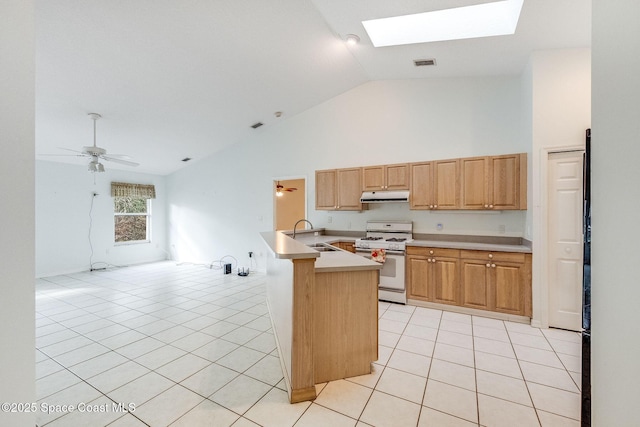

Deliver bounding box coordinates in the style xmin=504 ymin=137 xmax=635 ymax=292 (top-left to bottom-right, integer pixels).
xmin=505 ymin=325 xmax=543 ymax=427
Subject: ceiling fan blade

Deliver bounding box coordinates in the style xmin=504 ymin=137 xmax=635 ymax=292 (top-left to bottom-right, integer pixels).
xmin=104 ymin=153 xmax=134 ymax=160
xmin=285 ymin=188 xmax=297 ymax=191
xmin=38 ymin=153 xmax=85 ymax=157
xmin=57 ymin=147 xmax=85 ymax=154
xmin=101 ymin=155 xmax=139 ymax=167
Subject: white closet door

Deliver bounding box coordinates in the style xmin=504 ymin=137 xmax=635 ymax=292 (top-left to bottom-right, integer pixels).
xmin=548 ymin=150 xmax=584 ymax=331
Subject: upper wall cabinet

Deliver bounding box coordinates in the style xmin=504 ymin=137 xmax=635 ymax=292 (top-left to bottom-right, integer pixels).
xmin=410 ymin=159 xmax=459 ymax=210
xmin=460 ymin=153 xmax=527 ymax=210
xmin=316 ymin=152 xmax=527 ymax=212
xmin=363 ymin=164 xmax=409 ymax=191
xmin=316 ymin=167 xmax=363 ymax=211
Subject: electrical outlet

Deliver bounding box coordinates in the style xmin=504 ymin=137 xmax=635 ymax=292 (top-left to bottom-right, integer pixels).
xmin=436 ymin=223 xmax=444 ymax=231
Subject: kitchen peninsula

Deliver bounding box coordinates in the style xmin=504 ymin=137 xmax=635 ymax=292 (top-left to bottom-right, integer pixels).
xmin=260 ymin=231 xmax=382 ymax=403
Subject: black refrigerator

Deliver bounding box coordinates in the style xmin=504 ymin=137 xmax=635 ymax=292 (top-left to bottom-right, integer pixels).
xmin=581 ymin=129 xmax=591 ymax=426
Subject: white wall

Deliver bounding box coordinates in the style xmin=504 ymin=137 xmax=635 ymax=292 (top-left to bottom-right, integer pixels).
xmin=592 ymin=1 xmax=640 ymax=424
xmin=36 ymin=160 xmax=168 ymax=277
xmin=0 ymin=1 xmax=35 ymax=425
xmin=525 ymin=48 xmax=592 ymax=327
xmin=167 ymin=77 xmax=528 ymax=269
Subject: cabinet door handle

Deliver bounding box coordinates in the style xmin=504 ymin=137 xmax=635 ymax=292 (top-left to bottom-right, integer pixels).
xmin=491 ymin=264 xmax=496 ymax=268
xmin=488 ymin=254 xmax=493 ymax=259
xmin=434 ymin=205 xmax=438 ymax=208
xmin=486 ymin=263 xmax=491 ymax=267
xmin=484 ymin=204 xmax=489 ymax=208
xmin=429 ymin=250 xmax=434 ymax=255
xmin=489 ymin=204 xmax=494 ymax=208
xmin=429 ymin=205 xmax=434 ymax=209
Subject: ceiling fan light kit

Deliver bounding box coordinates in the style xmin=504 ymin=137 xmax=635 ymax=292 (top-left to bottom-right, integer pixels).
xmin=275 ymin=181 xmax=297 ymax=197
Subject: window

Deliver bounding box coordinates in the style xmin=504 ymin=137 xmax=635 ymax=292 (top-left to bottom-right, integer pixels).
xmin=114 ymin=197 xmax=151 ymax=243
xmin=111 ymin=181 xmax=156 ymax=243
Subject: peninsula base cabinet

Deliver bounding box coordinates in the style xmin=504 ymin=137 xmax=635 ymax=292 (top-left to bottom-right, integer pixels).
xmin=407 ymin=246 xmax=532 ymax=317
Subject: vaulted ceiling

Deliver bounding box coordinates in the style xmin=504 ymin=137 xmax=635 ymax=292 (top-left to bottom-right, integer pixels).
xmin=35 ymin=0 xmax=590 ymax=175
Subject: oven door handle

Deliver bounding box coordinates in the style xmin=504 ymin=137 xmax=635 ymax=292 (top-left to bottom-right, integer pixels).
xmin=355 ymin=248 xmax=405 ymax=256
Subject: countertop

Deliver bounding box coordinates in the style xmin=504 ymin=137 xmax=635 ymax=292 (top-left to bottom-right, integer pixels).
xmin=285 ymin=229 xmax=532 ymax=254
xmin=260 ymin=231 xmax=381 ymax=273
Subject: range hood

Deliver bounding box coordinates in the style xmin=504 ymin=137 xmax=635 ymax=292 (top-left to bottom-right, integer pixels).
xmin=360 ymin=190 xmax=410 ymax=203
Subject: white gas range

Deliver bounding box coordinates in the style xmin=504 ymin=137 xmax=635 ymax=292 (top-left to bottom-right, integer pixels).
xmin=354 ymin=221 xmax=413 ymax=304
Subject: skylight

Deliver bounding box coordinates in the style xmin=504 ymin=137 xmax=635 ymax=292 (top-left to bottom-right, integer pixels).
xmin=362 ymin=0 xmax=524 ymax=47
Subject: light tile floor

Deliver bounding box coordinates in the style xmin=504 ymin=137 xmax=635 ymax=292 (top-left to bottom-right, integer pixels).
xmin=35 ymin=261 xmax=581 ymax=427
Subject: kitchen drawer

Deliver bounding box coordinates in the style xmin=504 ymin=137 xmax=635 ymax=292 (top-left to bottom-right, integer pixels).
xmin=460 ymin=250 xmax=525 ymax=263
xmin=407 ymin=246 xmax=460 ymax=258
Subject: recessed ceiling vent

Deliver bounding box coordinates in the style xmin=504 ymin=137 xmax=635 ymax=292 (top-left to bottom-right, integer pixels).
xmin=181 ymin=157 xmax=191 ymax=162
xmin=251 ymin=122 xmax=264 ymax=129
xmin=414 ymin=58 xmax=437 ymax=67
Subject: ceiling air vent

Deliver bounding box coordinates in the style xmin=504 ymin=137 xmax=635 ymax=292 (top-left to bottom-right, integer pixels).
xmin=414 ymin=58 xmax=437 ymax=67
xmin=251 ymin=122 xmax=264 ymax=129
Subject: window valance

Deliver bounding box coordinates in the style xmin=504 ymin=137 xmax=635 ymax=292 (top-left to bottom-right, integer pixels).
xmin=111 ymin=182 xmax=156 ymax=199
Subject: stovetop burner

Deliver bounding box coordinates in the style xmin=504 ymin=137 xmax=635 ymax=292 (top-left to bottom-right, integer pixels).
xmin=386 ymin=238 xmax=406 ymax=242
xmin=361 ymin=237 xmax=383 ymax=241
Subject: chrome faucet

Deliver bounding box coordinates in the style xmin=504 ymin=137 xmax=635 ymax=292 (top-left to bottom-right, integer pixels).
xmin=292 ymin=219 xmax=314 ymax=239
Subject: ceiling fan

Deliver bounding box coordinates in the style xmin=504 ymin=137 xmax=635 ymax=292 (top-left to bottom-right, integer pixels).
xmin=275 ymin=181 xmax=297 ymax=197
xmin=44 ymin=113 xmax=139 ymax=172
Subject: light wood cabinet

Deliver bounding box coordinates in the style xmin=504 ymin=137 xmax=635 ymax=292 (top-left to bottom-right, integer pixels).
xmin=460 ymin=153 xmax=527 ymax=210
xmin=315 ymin=169 xmax=337 ymax=210
xmin=407 ymin=255 xmax=430 ymax=300
xmin=410 ymin=159 xmax=459 ymax=210
xmin=363 ymin=163 xmax=409 ymax=191
xmin=315 ymin=168 xmax=363 ymax=211
xmin=408 ymin=246 xmax=532 ymax=317
xmin=460 ymin=250 xmax=532 ymax=316
xmin=406 ymin=246 xmax=460 ymax=306
xmin=460 ymin=258 xmax=491 ymax=310
xmin=316 ymin=152 xmax=526 ymax=212
xmin=331 ymin=241 xmax=356 ymax=253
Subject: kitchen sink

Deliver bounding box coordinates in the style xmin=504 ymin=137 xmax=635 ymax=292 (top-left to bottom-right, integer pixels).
xmin=307 ymin=243 xmax=339 ymax=252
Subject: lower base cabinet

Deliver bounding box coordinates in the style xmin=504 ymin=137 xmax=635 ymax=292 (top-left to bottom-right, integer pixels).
xmin=408 ymin=246 xmax=532 ymax=317
xmin=331 ymin=241 xmax=356 ymax=253
xmin=406 ymin=247 xmax=460 ymax=307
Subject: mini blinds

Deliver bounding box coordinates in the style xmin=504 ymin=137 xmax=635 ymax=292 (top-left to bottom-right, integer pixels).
xmin=111 ymin=182 xmax=156 ymax=199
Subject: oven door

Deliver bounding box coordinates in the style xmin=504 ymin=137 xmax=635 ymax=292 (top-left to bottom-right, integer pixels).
xmin=355 ymin=248 xmax=405 ymax=292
